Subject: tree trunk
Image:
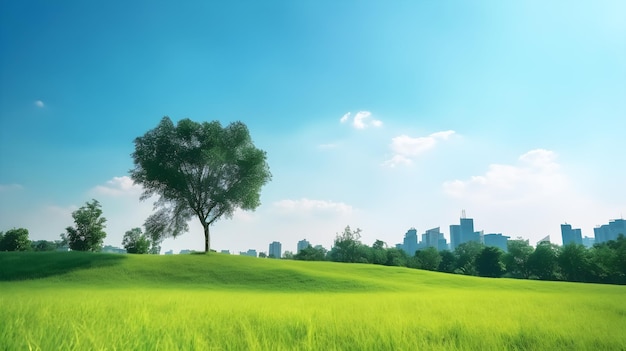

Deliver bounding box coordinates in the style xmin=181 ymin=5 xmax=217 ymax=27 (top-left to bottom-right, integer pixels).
xmin=202 ymin=221 xmax=210 ymax=253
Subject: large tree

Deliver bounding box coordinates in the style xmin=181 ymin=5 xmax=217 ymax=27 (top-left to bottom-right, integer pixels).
xmin=63 ymin=199 xmax=107 ymax=252
xmin=0 ymin=228 xmax=31 ymax=251
xmin=131 ymin=117 xmax=271 ymax=252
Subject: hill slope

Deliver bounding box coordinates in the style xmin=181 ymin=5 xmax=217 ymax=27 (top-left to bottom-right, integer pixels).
xmin=2 ymin=252 xmax=626 ymax=350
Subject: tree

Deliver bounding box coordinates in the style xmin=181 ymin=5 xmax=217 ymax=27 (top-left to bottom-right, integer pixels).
xmin=437 ymin=250 xmax=456 ymax=273
xmin=558 ymin=243 xmax=591 ymax=282
xmin=385 ymin=247 xmax=409 ymax=267
xmin=503 ymin=239 xmax=534 ymax=278
xmin=131 ymin=117 xmax=271 ymax=253
xmin=476 ymin=246 xmax=505 ymax=278
xmin=328 ymin=226 xmax=367 ymax=263
xmin=31 ymin=240 xmax=58 ymax=251
xmin=370 ymin=240 xmax=388 ymax=265
xmin=122 ymin=227 xmax=151 ymax=254
xmin=258 ymin=252 xmax=267 ymax=258
xmin=454 ymin=241 xmax=484 ymax=275
xmin=294 ymin=246 xmax=327 ymax=261
xmin=63 ymin=199 xmax=107 ymax=252
xmin=527 ymin=242 xmax=559 ymax=280
xmin=414 ymin=247 xmax=442 ymax=271
xmin=0 ymin=228 xmax=31 ymax=251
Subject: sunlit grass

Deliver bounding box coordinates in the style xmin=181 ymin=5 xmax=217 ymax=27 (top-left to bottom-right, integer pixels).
xmin=1 ymin=252 xmax=625 ymax=350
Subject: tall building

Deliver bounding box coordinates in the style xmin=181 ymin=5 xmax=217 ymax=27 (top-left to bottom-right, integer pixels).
xmin=449 ymin=224 xmax=461 ymax=251
xmin=297 ymin=239 xmax=311 ymax=253
xmin=420 ymin=227 xmax=447 ymax=251
xmin=483 ymin=233 xmax=510 ymax=252
xmin=582 ymin=236 xmax=595 ymax=248
xmin=561 ymin=224 xmax=583 ymax=246
xmin=268 ymin=241 xmax=282 ymax=258
xmin=450 ymin=211 xmax=481 ymax=250
xmin=594 ymin=219 xmax=626 ymax=244
xmin=402 ymin=228 xmax=419 ymax=255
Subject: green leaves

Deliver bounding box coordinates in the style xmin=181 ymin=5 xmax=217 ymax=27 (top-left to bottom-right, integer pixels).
xmin=131 ymin=117 xmax=271 ymax=252
xmin=64 ymin=199 xmax=107 ymax=252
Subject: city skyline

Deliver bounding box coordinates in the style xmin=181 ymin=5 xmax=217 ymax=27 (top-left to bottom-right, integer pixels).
xmin=1 ymin=1 xmax=624 ymax=254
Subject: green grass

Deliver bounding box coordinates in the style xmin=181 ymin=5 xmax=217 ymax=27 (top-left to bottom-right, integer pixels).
xmin=1 ymin=252 xmax=625 ymax=350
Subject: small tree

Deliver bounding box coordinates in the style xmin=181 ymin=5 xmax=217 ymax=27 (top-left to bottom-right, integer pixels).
xmin=414 ymin=247 xmax=442 ymax=271
xmin=0 ymin=228 xmax=31 ymax=251
xmin=503 ymin=238 xmax=534 ymax=278
xmin=131 ymin=117 xmax=272 ymax=253
xmin=31 ymin=240 xmax=58 ymax=251
xmin=122 ymin=227 xmax=151 ymax=254
xmin=64 ymin=199 xmax=107 ymax=252
xmin=476 ymin=246 xmax=505 ymax=277
xmin=328 ymin=226 xmax=365 ymax=263
xmin=528 ymin=242 xmax=560 ymax=280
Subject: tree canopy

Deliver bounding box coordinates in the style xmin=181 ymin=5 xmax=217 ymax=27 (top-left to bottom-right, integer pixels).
xmin=122 ymin=227 xmax=151 ymax=254
xmin=131 ymin=117 xmax=271 ymax=252
xmin=0 ymin=228 xmax=30 ymax=251
xmin=62 ymin=199 xmax=107 ymax=252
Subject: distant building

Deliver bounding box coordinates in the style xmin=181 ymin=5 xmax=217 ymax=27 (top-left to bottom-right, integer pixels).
xmin=582 ymin=236 xmax=595 ymax=248
xmin=537 ymin=235 xmax=550 ymax=245
xmin=102 ymin=245 xmax=126 ymax=254
xmin=594 ymin=219 xmax=626 ymax=244
xmin=402 ymin=228 xmax=419 ymax=255
xmin=450 ymin=211 xmax=481 ymax=250
xmin=483 ymin=233 xmax=510 ymax=252
xmin=449 ymin=224 xmax=461 ymax=251
xmin=220 ymin=250 xmax=230 ymax=254
xmin=165 ymin=250 xmax=174 ymax=255
xmin=269 ymin=241 xmax=282 ymax=258
xmin=240 ymin=249 xmax=257 ymax=257
xmin=297 ymin=239 xmax=311 ymax=253
xmin=561 ymin=223 xmax=583 ymax=245
xmin=420 ymin=227 xmax=448 ymax=251
xmin=179 ymin=249 xmax=192 ymax=254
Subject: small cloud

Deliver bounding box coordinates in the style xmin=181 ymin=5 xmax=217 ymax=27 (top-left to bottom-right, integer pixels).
xmin=273 ymin=198 xmax=353 ymax=216
xmin=340 ymin=111 xmax=382 ymax=129
xmin=35 ymin=100 xmax=44 ymax=108
xmin=91 ymin=176 xmax=143 ymax=197
xmin=0 ymin=183 xmax=23 ymax=192
xmin=340 ymin=112 xmax=351 ymax=124
xmin=384 ymin=130 xmax=455 ymax=167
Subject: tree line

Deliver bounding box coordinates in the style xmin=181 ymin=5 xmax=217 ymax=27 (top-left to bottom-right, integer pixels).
xmin=289 ymin=226 xmax=626 ymax=285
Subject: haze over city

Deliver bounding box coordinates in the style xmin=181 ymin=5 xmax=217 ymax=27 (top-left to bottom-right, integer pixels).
xmin=1 ymin=1 xmax=624 ymax=254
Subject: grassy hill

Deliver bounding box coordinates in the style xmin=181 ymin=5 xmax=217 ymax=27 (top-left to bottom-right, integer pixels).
xmin=1 ymin=252 xmax=625 ymax=350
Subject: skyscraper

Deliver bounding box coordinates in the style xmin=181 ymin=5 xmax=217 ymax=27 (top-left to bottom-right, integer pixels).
xmin=483 ymin=233 xmax=510 ymax=252
xmin=402 ymin=228 xmax=418 ymax=255
xmin=297 ymin=239 xmax=311 ymax=253
xmin=561 ymin=224 xmax=583 ymax=245
xmin=449 ymin=224 xmax=461 ymax=251
xmin=269 ymin=241 xmax=282 ymax=258
xmin=594 ymin=219 xmax=626 ymax=244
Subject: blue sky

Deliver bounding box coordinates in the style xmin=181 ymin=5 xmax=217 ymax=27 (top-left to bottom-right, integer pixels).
xmin=1 ymin=1 xmax=624 ymax=254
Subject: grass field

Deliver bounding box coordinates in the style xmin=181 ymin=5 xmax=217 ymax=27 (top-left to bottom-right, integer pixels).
xmin=1 ymin=252 xmax=625 ymax=350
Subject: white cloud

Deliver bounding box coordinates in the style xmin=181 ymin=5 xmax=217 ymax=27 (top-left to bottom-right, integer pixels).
xmin=340 ymin=111 xmax=382 ymax=129
xmin=384 ymin=130 xmax=455 ymax=167
xmin=0 ymin=183 xmax=23 ymax=192
xmin=35 ymin=100 xmax=44 ymax=108
xmin=340 ymin=112 xmax=351 ymax=123
xmin=91 ymin=176 xmax=143 ymax=197
xmin=442 ymin=149 xmax=566 ymax=205
xmin=273 ymin=198 xmax=353 ymax=216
